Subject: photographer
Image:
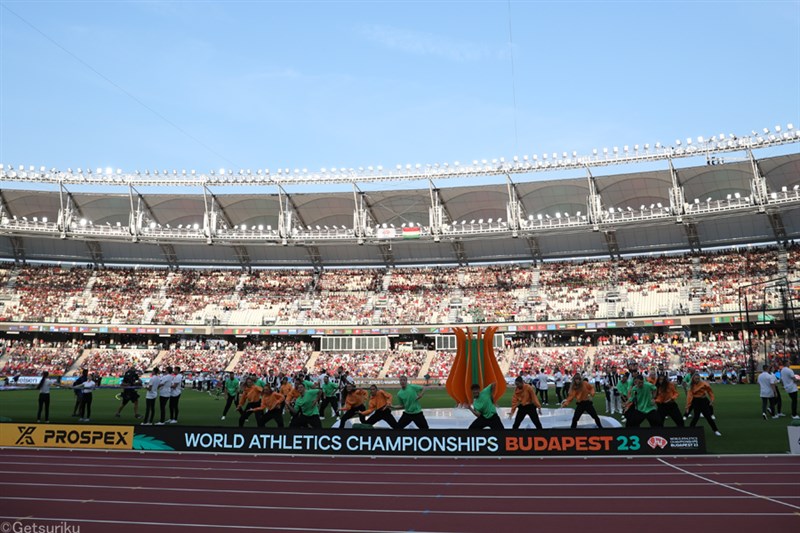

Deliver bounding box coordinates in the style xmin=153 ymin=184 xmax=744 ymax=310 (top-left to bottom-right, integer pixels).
xmin=115 ymin=366 xmax=143 ymax=419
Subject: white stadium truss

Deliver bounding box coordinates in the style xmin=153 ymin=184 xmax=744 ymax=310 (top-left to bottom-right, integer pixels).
xmin=1 ymin=127 xmax=799 ymax=268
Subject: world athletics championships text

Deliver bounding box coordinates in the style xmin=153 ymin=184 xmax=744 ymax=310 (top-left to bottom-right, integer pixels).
xmin=184 ymin=432 xmax=500 ymax=453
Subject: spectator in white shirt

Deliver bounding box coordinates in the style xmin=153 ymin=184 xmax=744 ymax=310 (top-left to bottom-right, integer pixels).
xmin=75 ymin=373 xmax=97 ymax=422
xmin=779 ymin=360 xmax=799 ymax=419
xmin=757 ymin=364 xmax=778 ymax=420
xmin=36 ymin=370 xmax=51 ymax=423
xmin=157 ymin=366 xmax=173 ymax=425
xmin=536 ymin=369 xmax=549 ymax=405
xmin=143 ymin=367 xmax=161 ymax=425
xmin=169 ymin=367 xmax=183 ymax=424
xmin=554 ymin=370 xmax=565 ymax=403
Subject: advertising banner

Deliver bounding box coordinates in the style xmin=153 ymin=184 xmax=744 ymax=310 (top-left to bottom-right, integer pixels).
xmin=0 ymin=423 xmax=134 ymax=450
xmin=132 ymin=426 xmax=706 ymax=456
xmin=0 ymin=424 xmax=705 ymax=456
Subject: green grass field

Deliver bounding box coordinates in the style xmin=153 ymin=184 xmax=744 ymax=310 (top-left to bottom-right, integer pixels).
xmin=1 ymin=384 xmax=796 ymax=454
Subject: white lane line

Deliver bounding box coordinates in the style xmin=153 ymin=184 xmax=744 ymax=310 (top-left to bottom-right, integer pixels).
xmin=4 ymin=481 xmax=799 ymax=500
xmin=657 ymin=457 xmax=800 ymax=512
xmin=0 ymin=516 xmax=444 ymax=533
xmin=2 ymin=459 xmax=796 ymax=477
xmin=2 ymin=451 xmax=796 ymax=469
xmin=1 ymin=497 xmax=796 ymax=517
xmin=1 ymin=469 xmax=798 ymax=488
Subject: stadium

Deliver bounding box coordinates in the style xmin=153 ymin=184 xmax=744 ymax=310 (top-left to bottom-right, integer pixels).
xmin=2 ymin=2 xmax=800 ymax=531
xmin=2 ymin=130 xmax=800 ymax=529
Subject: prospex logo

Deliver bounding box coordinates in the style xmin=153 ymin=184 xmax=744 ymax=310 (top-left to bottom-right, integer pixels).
xmin=1 ymin=424 xmax=134 ymax=449
xmin=43 ymin=428 xmax=129 ymax=446
xmin=15 ymin=426 xmax=36 ymax=445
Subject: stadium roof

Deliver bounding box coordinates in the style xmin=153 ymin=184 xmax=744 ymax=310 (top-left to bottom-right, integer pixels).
xmin=1 ymin=151 xmax=799 ymax=268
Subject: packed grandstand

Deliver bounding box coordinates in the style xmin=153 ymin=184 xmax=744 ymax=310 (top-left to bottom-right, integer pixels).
xmin=0 ymin=140 xmax=799 ymax=383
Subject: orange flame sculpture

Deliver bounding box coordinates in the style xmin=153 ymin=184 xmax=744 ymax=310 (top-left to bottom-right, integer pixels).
xmin=445 ymin=326 xmax=507 ymax=404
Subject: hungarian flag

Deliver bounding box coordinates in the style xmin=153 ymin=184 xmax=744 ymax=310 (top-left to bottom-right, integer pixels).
xmin=402 ymin=227 xmax=421 ymax=239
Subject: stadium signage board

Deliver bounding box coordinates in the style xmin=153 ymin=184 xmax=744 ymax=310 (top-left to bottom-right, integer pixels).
xmin=0 ymin=313 xmax=755 ymax=337
xmin=0 ymin=423 xmax=134 ymax=449
xmin=0 ymin=424 xmax=705 ymax=455
xmin=132 ymin=427 xmax=706 ymax=456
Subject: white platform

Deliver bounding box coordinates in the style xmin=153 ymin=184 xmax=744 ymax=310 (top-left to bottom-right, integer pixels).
xmin=341 ymin=407 xmax=622 ymax=429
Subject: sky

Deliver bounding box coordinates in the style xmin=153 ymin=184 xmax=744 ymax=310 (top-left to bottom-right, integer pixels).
xmin=1 ymin=0 xmax=799 ymax=192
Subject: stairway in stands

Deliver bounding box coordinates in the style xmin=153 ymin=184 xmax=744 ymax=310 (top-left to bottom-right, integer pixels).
xmin=417 ymin=351 xmax=436 ymax=379
xmin=378 ymin=353 xmax=395 ymax=378
xmin=225 ymin=351 xmax=244 ymax=372
xmin=304 ymin=351 xmax=321 ymax=372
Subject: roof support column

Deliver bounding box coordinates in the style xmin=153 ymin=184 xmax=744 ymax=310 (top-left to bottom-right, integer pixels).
xmin=684 ymin=223 xmax=702 ymax=253
xmin=586 ymin=167 xmax=604 ymax=232
xmin=748 ymin=150 xmax=769 ymax=213
xmin=505 ymin=175 xmax=523 ymax=238
xmin=525 ymin=236 xmax=541 ymax=262
xmin=603 ymin=230 xmax=620 ymax=259
xmin=748 ymin=150 xmax=785 ymax=244
xmin=428 ymin=180 xmax=445 ymax=243
xmin=667 ymin=158 xmax=686 ymax=222
xmin=57 ymin=180 xmax=73 ymax=238
xmin=128 ymin=183 xmax=141 ymax=242
xmin=9 ymin=236 xmax=25 ymax=264
xmin=352 ymin=186 xmax=370 ymax=245
xmin=201 ymin=184 xmax=218 ymax=245
xmin=277 ymin=188 xmax=293 ymax=245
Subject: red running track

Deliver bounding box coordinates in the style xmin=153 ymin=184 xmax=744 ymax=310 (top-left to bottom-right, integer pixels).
xmin=0 ymin=448 xmax=798 ymax=532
